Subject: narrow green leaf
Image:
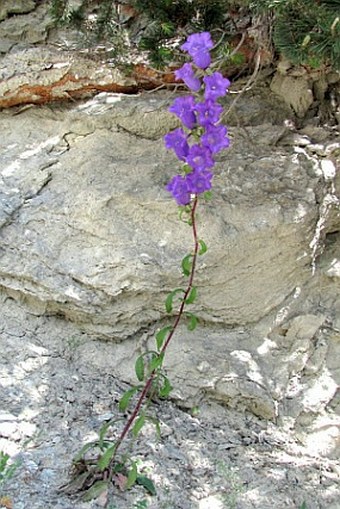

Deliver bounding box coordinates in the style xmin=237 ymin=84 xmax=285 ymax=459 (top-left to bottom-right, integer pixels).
xmin=181 ymin=254 xmax=192 ymax=276
xmin=73 ymin=441 xmax=99 ymax=462
xmin=198 ymin=239 xmax=208 ymax=255
xmin=119 ymin=386 xmax=140 ymax=412
xmin=132 ymin=415 xmax=146 ymax=437
xmin=98 ymin=421 xmax=112 ymax=448
xmin=159 ymin=376 xmax=173 ymax=398
xmin=155 ymin=326 xmax=172 ymax=351
xmin=80 ymin=481 xmax=109 ymax=502
xmin=136 ymin=475 xmax=157 ymax=496
xmin=185 ymin=286 xmax=197 ymax=305
xmin=165 ymin=293 xmax=173 ymax=314
xmin=149 ymin=352 xmax=164 ymax=372
xmin=135 ymin=355 xmax=145 ymax=382
xmin=126 ymin=461 xmax=138 ymax=489
xmin=165 ymin=288 xmax=185 ymax=314
xmin=97 ymin=443 xmax=117 ymax=471
xmin=186 ymin=312 xmax=199 ymax=331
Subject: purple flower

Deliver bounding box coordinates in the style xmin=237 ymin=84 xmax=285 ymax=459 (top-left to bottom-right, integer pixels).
xmin=186 ymin=144 xmax=214 ymax=171
xmin=193 ymin=51 xmax=211 ymax=70
xmin=195 ymin=99 xmax=223 ymax=127
xmin=164 ymin=128 xmax=189 ymax=161
xmin=166 ymin=174 xmax=191 ymax=206
xmin=181 ymin=32 xmax=214 ymax=69
xmin=175 ymin=63 xmax=201 ymax=91
xmin=203 ymin=72 xmax=231 ymax=101
xmin=169 ymin=96 xmax=197 ymax=130
xmin=186 ymin=169 xmax=213 ymax=194
xmin=201 ymin=124 xmax=230 ymax=154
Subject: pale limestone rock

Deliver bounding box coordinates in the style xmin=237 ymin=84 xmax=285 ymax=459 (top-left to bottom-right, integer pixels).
xmin=0 ymin=48 xmax=138 ymax=108
xmin=0 ymin=2 xmax=51 ymax=50
xmin=0 ymin=95 xmax=323 ymax=339
xmin=0 ymin=0 xmax=36 ymax=22
xmin=0 ymin=92 xmax=339 ymax=420
xmin=271 ymin=73 xmax=314 ymax=118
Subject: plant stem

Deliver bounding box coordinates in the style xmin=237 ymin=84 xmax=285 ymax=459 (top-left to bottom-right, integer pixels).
xmin=160 ymin=195 xmax=199 ymax=355
xmin=110 ymin=195 xmax=200 ymax=464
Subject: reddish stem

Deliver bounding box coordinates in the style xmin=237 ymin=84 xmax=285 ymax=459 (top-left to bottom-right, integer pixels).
xmin=110 ymin=195 xmax=200 ymax=462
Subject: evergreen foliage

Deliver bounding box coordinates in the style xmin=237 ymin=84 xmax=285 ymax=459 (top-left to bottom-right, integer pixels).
xmin=49 ymin=0 xmax=340 ymax=70
xmin=250 ymin=0 xmax=340 ymax=69
xmin=134 ymin=0 xmax=227 ymax=67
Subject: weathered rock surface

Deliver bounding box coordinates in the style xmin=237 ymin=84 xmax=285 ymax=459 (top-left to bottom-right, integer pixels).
xmin=0 ymin=1 xmax=51 ymax=53
xmin=0 ymin=0 xmax=36 ymax=22
xmin=0 ymin=91 xmax=339 ymax=423
xmin=1 ymin=293 xmax=339 ymax=509
xmin=270 ymin=58 xmax=340 ymax=119
xmin=0 ymin=2 xmax=178 ymax=107
xmin=0 ymin=46 xmax=143 ymax=108
xmin=0 ymin=93 xmax=327 ymax=337
xmin=0 ymin=5 xmax=339 ymax=507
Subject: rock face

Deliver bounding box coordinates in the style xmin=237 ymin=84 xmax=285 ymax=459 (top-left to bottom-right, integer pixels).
xmin=0 ymin=91 xmax=339 ymax=424
xmin=0 ymin=94 xmax=322 ymax=336
xmin=0 ymin=0 xmax=36 ymax=22
xmin=0 ymin=2 xmax=176 ymax=106
xmin=0 ymin=47 xmax=139 ymax=108
xmin=0 ymin=0 xmax=339 ymax=431
xmin=270 ymin=58 xmax=340 ymax=119
xmin=0 ymin=1 xmax=50 ymax=53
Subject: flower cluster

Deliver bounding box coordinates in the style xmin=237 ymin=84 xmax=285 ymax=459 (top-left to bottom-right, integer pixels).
xmin=164 ymin=32 xmax=231 ymax=206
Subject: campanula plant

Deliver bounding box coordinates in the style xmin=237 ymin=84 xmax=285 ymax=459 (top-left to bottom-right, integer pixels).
xmin=68 ymin=32 xmax=231 ymax=502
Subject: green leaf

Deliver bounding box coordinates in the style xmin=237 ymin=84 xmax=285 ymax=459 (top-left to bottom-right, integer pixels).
xmin=119 ymin=386 xmax=140 ymax=412
xmin=181 ymin=254 xmax=193 ymax=276
xmin=155 ymin=326 xmax=172 ymax=351
xmin=80 ymin=480 xmax=109 ymax=502
xmin=136 ymin=475 xmax=157 ymax=496
xmin=198 ymin=239 xmax=207 ymax=255
xmin=97 ymin=443 xmax=117 ymax=471
xmin=132 ymin=415 xmax=146 ymax=437
xmin=203 ymin=190 xmax=212 ymax=201
xmin=182 ymin=164 xmax=192 ymax=174
xmin=159 ymin=375 xmax=173 ymax=398
xmin=185 ymin=286 xmax=197 ymax=305
xmin=165 ymin=288 xmax=185 ymax=314
xmin=126 ymin=461 xmax=138 ymax=489
xmin=135 ymin=355 xmax=145 ymax=382
xmin=186 ymin=312 xmax=198 ymax=331
xmin=149 ymin=352 xmax=164 ymax=372
xmin=73 ymin=441 xmax=99 ymax=462
xmin=165 ymin=293 xmax=173 ymax=314
xmin=178 ymin=205 xmax=191 ymax=223
xmin=98 ymin=421 xmax=112 ymax=448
